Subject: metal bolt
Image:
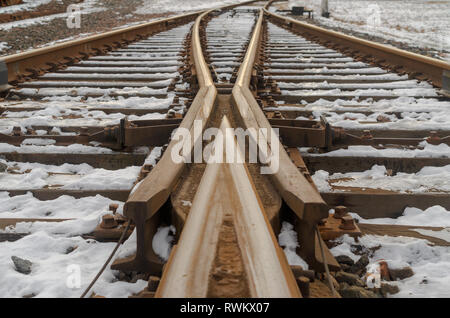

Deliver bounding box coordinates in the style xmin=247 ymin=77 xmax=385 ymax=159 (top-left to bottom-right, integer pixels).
xmin=333 ymin=205 xmax=348 ymax=219
xmin=100 ymin=214 xmax=118 ymax=229
xmin=109 ymin=203 xmax=119 ymax=214
xmin=339 ymin=215 xmax=356 ymax=230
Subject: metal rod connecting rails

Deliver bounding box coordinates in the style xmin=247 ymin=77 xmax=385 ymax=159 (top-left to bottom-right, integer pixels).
xmin=231 ymin=8 xmax=338 ymax=271
xmin=263 ymin=0 xmax=450 ymax=88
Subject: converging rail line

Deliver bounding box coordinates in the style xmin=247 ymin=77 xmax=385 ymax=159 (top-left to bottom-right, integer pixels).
xmin=0 ymin=0 xmax=449 ymax=298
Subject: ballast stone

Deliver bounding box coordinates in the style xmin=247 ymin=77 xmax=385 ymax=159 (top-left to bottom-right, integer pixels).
xmin=11 ymin=256 xmax=33 ymax=275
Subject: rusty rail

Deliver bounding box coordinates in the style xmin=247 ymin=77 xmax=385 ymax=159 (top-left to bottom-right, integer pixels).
xmin=110 ymin=0 xmax=259 ymax=274
xmin=0 ymin=1 xmax=248 ymax=89
xmin=231 ymin=8 xmax=338 ymax=271
xmin=156 ymin=117 xmax=301 ymax=298
xmin=0 ymin=13 xmax=200 ymax=87
xmin=119 ymin=3 xmax=305 ymax=297
xmin=0 ymin=1 xmax=260 ymax=88
xmin=263 ymin=1 xmax=450 ymax=88
xmin=111 ymin=10 xmax=218 ymax=274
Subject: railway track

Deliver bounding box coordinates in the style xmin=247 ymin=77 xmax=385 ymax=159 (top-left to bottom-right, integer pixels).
xmin=260 ymin=2 xmax=450 ymax=221
xmin=0 ymin=0 xmax=449 ymax=298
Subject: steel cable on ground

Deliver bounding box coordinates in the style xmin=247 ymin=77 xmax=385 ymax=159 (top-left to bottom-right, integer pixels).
xmin=80 ymin=221 xmax=132 ymax=298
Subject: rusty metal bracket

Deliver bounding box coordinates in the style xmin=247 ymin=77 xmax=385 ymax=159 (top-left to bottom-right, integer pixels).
xmin=319 ymin=206 xmax=361 ymax=241
xmin=118 ymin=118 xmax=181 ymax=148
xmin=0 ymin=118 xmax=182 ymax=150
xmin=269 ymin=118 xmax=450 ymax=148
xmin=269 ymin=118 xmax=327 ymax=147
xmin=89 ymin=117 xmax=181 ymax=149
xmin=336 ymin=130 xmax=450 ymax=147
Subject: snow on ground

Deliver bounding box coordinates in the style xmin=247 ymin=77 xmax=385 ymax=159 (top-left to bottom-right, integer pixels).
xmin=308 ymin=96 xmax=450 ymax=113
xmin=135 ymin=0 xmax=254 ymax=14
xmin=0 ymin=11 xmax=181 ymax=298
xmin=300 ymin=141 xmax=450 ymax=158
xmin=0 ymin=0 xmax=105 ymax=31
xmin=278 ymin=221 xmax=309 ymax=269
xmin=0 ymin=0 xmax=53 ymax=14
xmin=284 ymin=0 xmax=450 ymax=61
xmin=305 ymin=109 xmax=450 ymax=131
xmin=283 ymin=87 xmax=438 ymax=97
xmin=144 ymin=146 xmax=162 ymax=166
xmin=152 ymin=225 xmax=176 ymax=261
xmin=0 ymin=139 xmax=163 ymax=297
xmin=12 ymin=87 xmax=168 ymax=98
xmin=0 ymin=192 xmax=148 ymax=298
xmin=312 ymin=164 xmax=450 ymax=193
xmin=0 ymin=143 xmax=114 ymax=154
xmin=0 ymin=103 xmax=166 ymax=133
xmin=330 ymin=234 xmax=450 ymax=297
xmin=0 ymin=41 xmax=10 ymax=53
xmin=350 ymin=205 xmax=450 ymax=227
xmin=0 ymin=192 xmax=121 ymax=219
xmin=0 ymin=159 xmax=140 ymax=190
xmin=0 ymin=229 xmax=147 ymax=297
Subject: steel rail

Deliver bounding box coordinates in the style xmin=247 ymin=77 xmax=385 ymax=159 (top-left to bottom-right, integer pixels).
xmin=263 ymin=1 xmax=450 ymax=88
xmin=116 ymin=3 xmax=302 ymax=296
xmin=111 ymin=10 xmax=218 ymax=274
xmin=0 ymin=1 xmax=258 ymax=89
xmin=0 ymin=12 xmax=199 ymax=86
xmin=155 ymin=116 xmax=301 ymax=298
xmin=111 ymin=0 xmax=260 ymax=274
xmin=232 ymin=8 xmax=338 ymax=271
